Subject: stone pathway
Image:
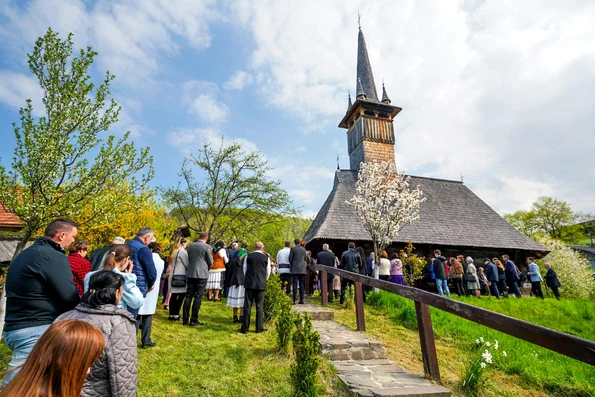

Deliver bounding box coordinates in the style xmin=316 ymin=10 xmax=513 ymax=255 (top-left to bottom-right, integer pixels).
xmin=293 ymin=302 xmax=451 ymax=397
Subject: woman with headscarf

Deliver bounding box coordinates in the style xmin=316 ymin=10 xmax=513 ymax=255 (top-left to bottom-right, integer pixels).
xmin=465 ymin=256 xmax=481 ymax=298
xmin=226 ymin=248 xmax=248 ymax=323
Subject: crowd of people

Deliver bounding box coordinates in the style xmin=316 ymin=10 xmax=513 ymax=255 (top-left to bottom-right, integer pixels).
xmin=0 ymin=217 xmax=562 ymax=396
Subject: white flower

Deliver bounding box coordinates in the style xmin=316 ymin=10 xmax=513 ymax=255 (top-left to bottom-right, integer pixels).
xmin=479 ymin=362 xmax=487 ymax=369
xmin=479 ymin=337 xmax=484 ymax=343
xmin=502 ymin=351 xmax=507 ymax=357
xmin=475 ymin=339 xmax=480 ymax=345
xmin=485 ymin=341 xmax=491 ymax=347
xmin=494 ymin=340 xmax=499 ymax=350
xmin=482 ymin=350 xmax=493 ymax=364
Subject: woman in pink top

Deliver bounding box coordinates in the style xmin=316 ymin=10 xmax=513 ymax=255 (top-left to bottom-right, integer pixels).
xmin=390 ymin=253 xmax=406 ymax=286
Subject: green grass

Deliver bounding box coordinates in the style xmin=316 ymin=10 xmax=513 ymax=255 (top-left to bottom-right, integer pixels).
xmin=0 ymin=299 xmax=349 ymax=397
xmin=319 ymin=293 xmax=595 ymax=397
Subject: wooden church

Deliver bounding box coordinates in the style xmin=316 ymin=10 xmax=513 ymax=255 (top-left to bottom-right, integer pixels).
xmin=304 ymin=26 xmax=548 ymax=263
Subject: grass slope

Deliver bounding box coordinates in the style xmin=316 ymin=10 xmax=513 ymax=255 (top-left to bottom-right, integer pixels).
xmin=0 ymin=299 xmax=348 ymax=397
xmin=319 ymin=293 xmax=595 ymax=397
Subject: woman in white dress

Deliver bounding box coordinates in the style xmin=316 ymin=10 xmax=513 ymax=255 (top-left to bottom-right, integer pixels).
xmin=226 ymin=248 xmax=248 ymax=323
xmin=207 ymin=242 xmax=228 ymax=301
xmin=137 ymin=242 xmax=164 ymax=348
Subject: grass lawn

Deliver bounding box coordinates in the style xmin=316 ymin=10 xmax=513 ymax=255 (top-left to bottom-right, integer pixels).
xmin=0 ymin=299 xmax=349 ymax=397
xmin=315 ymin=293 xmax=595 ymax=397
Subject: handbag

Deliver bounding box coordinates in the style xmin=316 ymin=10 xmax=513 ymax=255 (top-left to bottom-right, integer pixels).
xmin=170 ymin=251 xmax=187 ymax=287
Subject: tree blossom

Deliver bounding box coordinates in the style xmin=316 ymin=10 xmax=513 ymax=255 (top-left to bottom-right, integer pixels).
xmin=347 ymin=162 xmax=425 ymax=260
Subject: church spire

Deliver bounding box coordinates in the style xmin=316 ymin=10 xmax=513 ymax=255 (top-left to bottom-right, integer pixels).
xmin=356 ymin=25 xmax=379 ymax=102
xmin=347 ymin=91 xmax=352 ymax=110
xmin=381 ymin=82 xmax=391 ymax=104
xmin=356 ymin=78 xmax=366 ymax=101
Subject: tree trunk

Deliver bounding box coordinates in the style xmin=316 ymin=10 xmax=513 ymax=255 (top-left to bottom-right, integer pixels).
xmin=373 ymin=241 xmax=379 ymax=294
xmin=0 ymin=229 xmax=34 ymax=340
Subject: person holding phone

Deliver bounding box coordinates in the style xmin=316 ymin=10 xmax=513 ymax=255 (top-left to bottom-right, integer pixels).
xmin=84 ymin=244 xmax=144 ymax=312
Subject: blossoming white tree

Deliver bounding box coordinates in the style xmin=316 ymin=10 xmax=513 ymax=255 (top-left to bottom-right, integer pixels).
xmin=346 ymin=162 xmax=425 ymax=270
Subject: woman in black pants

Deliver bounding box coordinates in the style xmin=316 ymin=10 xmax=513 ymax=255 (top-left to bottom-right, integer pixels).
xmin=168 ymin=237 xmax=188 ymax=320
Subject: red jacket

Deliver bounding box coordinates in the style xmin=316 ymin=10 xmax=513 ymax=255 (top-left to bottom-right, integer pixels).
xmin=68 ymin=253 xmax=92 ymax=297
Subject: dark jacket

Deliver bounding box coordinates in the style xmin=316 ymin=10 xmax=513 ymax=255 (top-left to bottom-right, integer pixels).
xmin=504 ymin=259 xmax=520 ymax=281
xmin=365 ymin=256 xmax=375 ymax=276
xmin=127 ymin=237 xmax=156 ymax=296
xmin=227 ymin=255 xmax=245 ymax=287
xmin=544 ymin=267 xmax=561 ymax=287
xmin=340 ymin=249 xmax=362 ymax=273
xmin=289 ymin=245 xmax=307 ymax=275
xmin=433 ymin=256 xmax=447 ymax=280
xmin=89 ymin=244 xmax=114 ymax=271
xmin=55 ymin=304 xmax=137 ymax=397
xmin=484 ymin=262 xmax=499 ymax=282
xmin=186 ymin=240 xmax=213 ymax=279
xmin=244 ymin=251 xmax=269 ymax=290
xmin=5 ymin=237 xmax=79 ymax=332
xmin=316 ymin=250 xmax=336 ymax=280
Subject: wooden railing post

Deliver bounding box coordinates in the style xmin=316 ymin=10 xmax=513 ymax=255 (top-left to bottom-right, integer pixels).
xmin=305 ymin=267 xmax=310 ymax=297
xmin=415 ymin=301 xmax=441 ymax=383
xmin=354 ymin=281 xmax=366 ymax=331
xmin=321 ymin=270 xmax=328 ymax=307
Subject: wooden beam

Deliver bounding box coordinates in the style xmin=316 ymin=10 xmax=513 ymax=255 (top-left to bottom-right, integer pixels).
xmin=415 ymin=301 xmax=440 ymax=383
xmin=310 ymin=263 xmax=595 ymax=367
xmin=321 ymin=270 xmax=328 ymax=307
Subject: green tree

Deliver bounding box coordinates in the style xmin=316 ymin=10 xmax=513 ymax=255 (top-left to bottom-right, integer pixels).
xmin=163 ymin=139 xmax=292 ymax=244
xmin=504 ymin=210 xmax=539 ymax=237
xmin=0 ymin=28 xmax=153 ymax=256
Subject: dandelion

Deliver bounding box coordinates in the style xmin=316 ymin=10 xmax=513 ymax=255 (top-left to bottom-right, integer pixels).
xmin=502 ymin=351 xmax=507 ymax=357
xmin=480 ymin=362 xmax=487 ymax=369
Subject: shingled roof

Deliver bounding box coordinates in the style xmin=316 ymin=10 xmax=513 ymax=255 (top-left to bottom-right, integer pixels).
xmin=0 ymin=204 xmax=22 ymax=230
xmin=304 ymin=170 xmax=548 ymax=252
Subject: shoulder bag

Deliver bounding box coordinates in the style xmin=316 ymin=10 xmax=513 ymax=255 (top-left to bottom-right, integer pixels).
xmin=171 ymin=250 xmax=187 ymax=288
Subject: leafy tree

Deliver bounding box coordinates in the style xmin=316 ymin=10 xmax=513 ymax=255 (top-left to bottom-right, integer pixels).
xmin=399 ymin=242 xmax=425 ymax=287
xmin=346 ymin=162 xmax=425 ymax=263
xmin=163 ymin=139 xmax=292 ymax=244
xmin=0 ymin=28 xmax=153 ymax=257
xmin=504 ymin=210 xmax=539 ymax=237
xmin=76 ymin=188 xmax=177 ymax=251
xmin=576 ymin=213 xmax=595 ymax=246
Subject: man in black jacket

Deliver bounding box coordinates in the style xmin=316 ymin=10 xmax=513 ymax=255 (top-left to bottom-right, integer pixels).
xmin=339 ymin=242 xmax=363 ymax=304
xmin=544 ymin=263 xmax=561 ymax=299
xmin=289 ymin=239 xmax=307 ymax=304
xmin=3 ymin=218 xmax=80 ymax=386
xmin=316 ymin=244 xmax=336 ymax=302
xmin=240 ymin=242 xmax=271 ymax=333
xmin=433 ymin=250 xmax=450 ymax=297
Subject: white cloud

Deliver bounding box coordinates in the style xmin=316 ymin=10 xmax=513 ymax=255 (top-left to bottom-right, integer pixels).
xmin=0 ymin=71 xmax=43 ymax=115
xmin=166 ymin=127 xmax=259 ymax=156
xmin=223 ymin=70 xmax=253 ymax=91
xmin=239 ymin=0 xmax=595 ymax=214
xmin=182 ymin=80 xmax=230 ymax=123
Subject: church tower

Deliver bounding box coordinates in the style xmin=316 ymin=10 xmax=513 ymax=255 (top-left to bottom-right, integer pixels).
xmin=339 ymin=26 xmax=402 ymax=170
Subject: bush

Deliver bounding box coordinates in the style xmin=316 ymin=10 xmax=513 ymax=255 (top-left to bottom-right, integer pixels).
xmin=342 ymin=285 xmax=354 ymax=310
xmin=535 ymin=234 xmax=595 ymax=300
xmin=276 ymin=294 xmax=294 ymax=354
xmin=264 ymin=273 xmax=284 ymax=323
xmin=291 ymin=313 xmax=320 ymax=397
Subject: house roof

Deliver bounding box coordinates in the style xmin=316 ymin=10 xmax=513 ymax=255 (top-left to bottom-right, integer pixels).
xmin=0 ymin=204 xmax=22 ymax=228
xmin=304 ymin=170 xmax=549 ymax=253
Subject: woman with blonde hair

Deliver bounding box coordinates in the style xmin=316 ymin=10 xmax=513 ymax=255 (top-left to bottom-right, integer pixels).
xmin=168 ymin=237 xmax=188 ymax=320
xmin=0 ymin=319 xmax=105 ymax=397
xmin=164 ymin=236 xmax=186 ymax=310
xmin=493 ymin=258 xmax=506 ymax=296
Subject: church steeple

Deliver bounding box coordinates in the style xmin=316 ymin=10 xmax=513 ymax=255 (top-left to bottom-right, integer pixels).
xmin=338 ymin=23 xmax=402 ymax=171
xmin=356 ymin=26 xmax=379 ymax=102
xmin=347 ymin=91 xmax=353 ymax=110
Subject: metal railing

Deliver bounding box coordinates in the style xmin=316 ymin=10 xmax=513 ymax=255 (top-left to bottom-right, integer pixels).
xmin=308 ymin=263 xmax=595 ymax=384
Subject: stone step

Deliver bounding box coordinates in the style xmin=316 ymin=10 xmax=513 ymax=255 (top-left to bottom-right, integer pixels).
xmin=333 ymin=360 xmax=451 ymax=397
xmin=314 ymin=320 xmax=387 ymax=361
xmin=291 ymin=301 xmax=335 ymax=321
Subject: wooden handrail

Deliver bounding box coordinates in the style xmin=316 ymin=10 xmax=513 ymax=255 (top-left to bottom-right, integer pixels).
xmin=310 ymin=263 xmax=595 ymax=376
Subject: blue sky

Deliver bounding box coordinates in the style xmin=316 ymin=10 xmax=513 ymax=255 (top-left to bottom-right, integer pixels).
xmin=1 ymin=0 xmax=594 ymax=218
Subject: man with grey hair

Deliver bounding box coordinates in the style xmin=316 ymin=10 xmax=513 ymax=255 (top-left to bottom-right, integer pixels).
xmin=127 ymin=227 xmax=157 ymax=317
xmin=316 ymin=243 xmax=336 ymax=302
xmin=89 ymin=236 xmax=126 ymax=271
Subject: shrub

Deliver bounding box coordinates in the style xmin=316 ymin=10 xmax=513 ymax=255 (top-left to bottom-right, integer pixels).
xmin=399 ymin=241 xmax=425 ymax=287
xmin=264 ymin=273 xmax=284 ymax=323
xmin=342 ymin=285 xmax=355 ymax=310
xmin=276 ymin=294 xmax=294 ymax=354
xmin=535 ymin=234 xmax=595 ymax=300
xmin=291 ymin=313 xmax=320 ymax=397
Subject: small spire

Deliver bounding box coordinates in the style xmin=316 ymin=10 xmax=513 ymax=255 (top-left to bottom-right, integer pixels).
xmin=356 ymin=78 xmax=366 ymax=100
xmin=381 ymin=82 xmax=391 ymax=104
xmin=337 ymin=155 xmax=340 ymax=170
xmin=347 ymin=91 xmax=353 ymax=110
xmin=358 ymin=12 xmax=361 ymax=30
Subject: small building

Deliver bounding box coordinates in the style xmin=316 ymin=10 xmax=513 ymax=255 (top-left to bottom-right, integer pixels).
xmin=0 ymin=204 xmax=26 ymax=267
xmin=304 ymin=26 xmax=548 ymax=265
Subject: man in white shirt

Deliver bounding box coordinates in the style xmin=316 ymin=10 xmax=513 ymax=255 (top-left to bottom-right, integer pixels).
xmin=276 ymin=240 xmax=292 ymax=295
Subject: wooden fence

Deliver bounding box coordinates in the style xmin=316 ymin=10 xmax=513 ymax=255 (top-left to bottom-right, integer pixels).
xmin=308 ymin=263 xmax=595 ymax=384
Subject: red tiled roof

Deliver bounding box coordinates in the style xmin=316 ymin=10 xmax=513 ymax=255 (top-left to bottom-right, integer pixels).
xmin=0 ymin=205 xmax=22 ymax=227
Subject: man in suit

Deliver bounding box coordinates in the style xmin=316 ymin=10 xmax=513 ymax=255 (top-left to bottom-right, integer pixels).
xmin=483 ymin=258 xmax=500 ymax=299
xmin=289 ymin=238 xmax=307 ymax=304
xmin=339 ymin=242 xmax=363 ymax=304
xmin=240 ymin=241 xmax=271 ymax=333
xmin=184 ymin=231 xmax=213 ymax=326
xmin=316 ymin=243 xmax=336 ymax=302
xmin=544 ymin=263 xmax=561 ymax=299
xmin=127 ymin=227 xmax=157 ymax=318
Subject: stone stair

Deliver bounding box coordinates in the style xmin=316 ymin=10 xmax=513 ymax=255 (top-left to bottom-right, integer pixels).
xmin=293 ymin=301 xmax=451 ymax=397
